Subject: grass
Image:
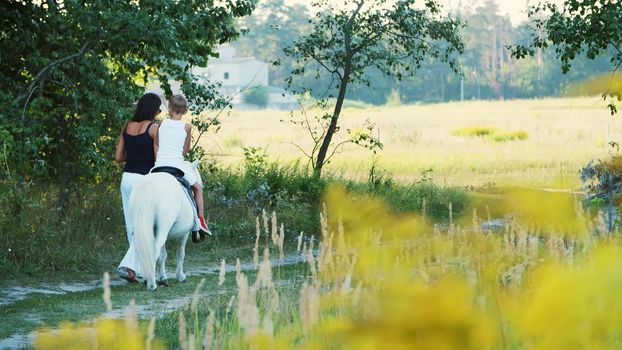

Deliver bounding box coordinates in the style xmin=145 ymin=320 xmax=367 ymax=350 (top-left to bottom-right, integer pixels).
xmin=0 ymin=182 xmax=126 ymax=275
xmin=204 ymin=96 xmax=617 ymax=188
xmin=0 ymin=239 xmax=304 ymax=342
xmin=20 ymin=185 xmax=622 ymax=349
xmin=0 ymin=158 xmax=468 ymax=275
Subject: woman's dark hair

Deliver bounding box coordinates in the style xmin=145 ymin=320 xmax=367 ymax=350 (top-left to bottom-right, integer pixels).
xmin=132 ymin=93 xmax=161 ymax=122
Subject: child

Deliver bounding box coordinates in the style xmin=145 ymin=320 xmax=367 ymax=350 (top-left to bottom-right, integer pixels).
xmin=154 ymin=95 xmax=210 ymax=234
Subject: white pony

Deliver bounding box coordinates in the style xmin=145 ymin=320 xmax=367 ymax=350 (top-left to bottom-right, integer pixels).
xmin=130 ymin=161 xmax=202 ymax=291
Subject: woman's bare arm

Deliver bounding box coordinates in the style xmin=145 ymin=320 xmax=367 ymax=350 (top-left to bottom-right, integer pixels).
xmin=153 ymin=125 xmax=159 ymax=161
xmin=114 ymin=122 xmax=128 ymax=163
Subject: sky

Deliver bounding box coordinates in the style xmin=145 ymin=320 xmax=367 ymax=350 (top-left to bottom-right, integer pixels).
xmin=283 ymin=0 xmax=566 ymax=25
xmin=448 ymin=0 xmax=566 ymax=24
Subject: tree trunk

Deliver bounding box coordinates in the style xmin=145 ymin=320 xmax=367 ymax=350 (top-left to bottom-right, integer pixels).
xmin=57 ymin=113 xmax=70 ymax=211
xmin=314 ymin=72 xmax=350 ymax=177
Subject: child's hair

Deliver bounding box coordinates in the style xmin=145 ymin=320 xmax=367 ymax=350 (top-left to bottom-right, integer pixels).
xmin=169 ymin=95 xmax=188 ymax=115
xmin=132 ymin=93 xmax=161 ymax=122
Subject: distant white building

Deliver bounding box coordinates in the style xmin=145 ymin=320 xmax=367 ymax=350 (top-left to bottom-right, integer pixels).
xmin=192 ymin=45 xmax=297 ymax=110
xmin=146 ymin=45 xmax=297 ymax=110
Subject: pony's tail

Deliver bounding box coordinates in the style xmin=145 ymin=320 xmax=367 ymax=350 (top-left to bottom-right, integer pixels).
xmin=131 ymin=183 xmax=157 ymax=283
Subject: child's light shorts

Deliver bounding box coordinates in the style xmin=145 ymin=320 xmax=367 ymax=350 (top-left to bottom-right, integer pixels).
xmin=154 ymin=160 xmax=197 ymax=185
xmin=176 ymin=160 xmax=197 ymax=185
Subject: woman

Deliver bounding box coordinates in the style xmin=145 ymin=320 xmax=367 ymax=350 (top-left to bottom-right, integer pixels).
xmin=114 ymin=92 xmax=161 ymax=282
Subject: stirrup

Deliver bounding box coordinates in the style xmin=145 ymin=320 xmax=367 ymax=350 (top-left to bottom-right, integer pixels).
xmin=191 ymin=231 xmax=206 ymax=243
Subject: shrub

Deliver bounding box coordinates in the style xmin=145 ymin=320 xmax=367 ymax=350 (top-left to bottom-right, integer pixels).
xmin=1 ymin=158 xmax=468 ymax=274
xmin=580 ymin=155 xmax=622 ymax=231
xmin=242 ymin=86 xmax=269 ymax=108
xmin=490 ymin=130 xmax=529 ymax=142
xmin=0 ymin=181 xmax=126 ymax=275
xmin=452 ymin=126 xmax=498 ymax=137
xmin=452 ymin=127 xmax=529 ymax=142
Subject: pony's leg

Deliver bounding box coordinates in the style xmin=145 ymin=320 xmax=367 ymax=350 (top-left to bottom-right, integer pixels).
xmin=144 ymin=240 xmax=158 ymax=291
xmin=157 ymin=246 xmax=168 ymax=286
xmin=175 ymin=233 xmax=189 ymax=282
xmin=146 ymin=227 xmax=169 ymax=290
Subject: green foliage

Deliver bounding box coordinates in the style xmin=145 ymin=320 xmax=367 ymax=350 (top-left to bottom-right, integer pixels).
xmin=242 ymin=86 xmax=269 ymax=108
xmin=235 ymin=0 xmax=310 ymax=89
xmin=346 ymin=120 xmax=383 ymax=152
xmin=0 ymin=0 xmax=255 ymax=208
xmin=242 ymin=146 xmax=269 ymax=179
xmin=234 ymin=0 xmax=613 ymax=105
xmin=284 ymin=0 xmax=463 ymax=176
xmin=0 ymin=182 xmax=125 ymax=274
xmin=186 ymin=78 xmax=232 ymax=162
xmin=1 ymin=160 xmax=468 ymax=274
xmin=350 ymin=167 xmax=467 ymax=222
xmin=580 ymin=154 xmax=622 ymax=231
xmin=284 ymin=0 xmax=464 ymax=92
xmin=286 ymin=101 xmax=383 ymax=173
xmin=203 ymin=159 xmax=328 ymax=239
xmin=512 ymin=0 xmax=622 ymax=114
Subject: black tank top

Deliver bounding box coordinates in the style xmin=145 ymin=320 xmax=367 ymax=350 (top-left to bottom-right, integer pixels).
xmin=122 ymin=122 xmax=155 ymax=175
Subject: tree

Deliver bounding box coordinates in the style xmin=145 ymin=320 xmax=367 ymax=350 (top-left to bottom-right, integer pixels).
xmin=283 ymin=0 xmax=463 ymax=177
xmin=0 ymin=0 xmax=255 ymax=209
xmin=234 ymin=0 xmax=310 ymax=88
xmin=243 ymin=86 xmax=269 ymax=108
xmin=512 ymin=0 xmax=622 ymax=114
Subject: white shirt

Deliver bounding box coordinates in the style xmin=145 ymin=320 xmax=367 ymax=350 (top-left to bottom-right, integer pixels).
xmin=155 ymin=119 xmax=187 ymax=166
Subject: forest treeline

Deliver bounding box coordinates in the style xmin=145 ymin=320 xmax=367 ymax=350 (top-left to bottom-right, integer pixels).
xmin=235 ymin=0 xmax=612 ymax=105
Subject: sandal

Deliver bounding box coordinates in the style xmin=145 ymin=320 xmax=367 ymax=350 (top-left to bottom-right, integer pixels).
xmin=119 ymin=267 xmax=138 ymax=283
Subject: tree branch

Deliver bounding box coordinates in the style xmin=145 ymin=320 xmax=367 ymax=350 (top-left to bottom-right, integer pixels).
xmin=283 ymin=141 xmax=313 ymax=159
xmin=191 ymin=67 xmax=263 ymax=150
xmin=309 ymin=50 xmax=343 ymax=81
xmin=20 ymin=39 xmax=91 ymax=123
xmin=325 ymin=139 xmax=351 ymax=164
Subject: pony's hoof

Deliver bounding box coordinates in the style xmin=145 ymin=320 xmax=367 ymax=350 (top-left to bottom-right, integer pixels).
xmin=157 ymin=279 xmax=169 ymax=287
xmin=147 ymin=282 xmax=158 ymax=291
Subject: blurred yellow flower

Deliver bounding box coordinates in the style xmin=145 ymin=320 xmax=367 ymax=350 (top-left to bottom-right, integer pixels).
xmin=34 ymin=317 xmax=163 ymax=350
xmin=516 ymin=247 xmax=622 ymax=350
xmin=504 ymin=187 xmax=587 ymax=236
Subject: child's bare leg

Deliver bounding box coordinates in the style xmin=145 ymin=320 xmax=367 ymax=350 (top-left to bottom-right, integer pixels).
xmin=191 ymin=183 xmax=204 ymax=217
xmin=192 ymin=183 xmax=210 ymax=233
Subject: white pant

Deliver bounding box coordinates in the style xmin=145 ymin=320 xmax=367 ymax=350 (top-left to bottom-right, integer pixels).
xmin=118 ymin=241 xmax=142 ymax=278
xmin=120 ymin=172 xmax=144 ymax=243
xmin=119 ymin=172 xmax=145 ymax=277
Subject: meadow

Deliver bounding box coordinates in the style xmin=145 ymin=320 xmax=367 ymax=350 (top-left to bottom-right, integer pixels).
xmin=3 ymin=96 xmax=622 ymax=349
xmin=211 ymin=96 xmax=618 ymax=188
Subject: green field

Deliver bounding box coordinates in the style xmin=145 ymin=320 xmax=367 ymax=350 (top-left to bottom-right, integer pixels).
xmin=209 ymin=96 xmax=616 ymax=188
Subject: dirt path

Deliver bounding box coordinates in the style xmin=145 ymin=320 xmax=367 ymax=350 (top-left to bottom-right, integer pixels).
xmin=0 ymin=249 xmax=306 ymax=350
